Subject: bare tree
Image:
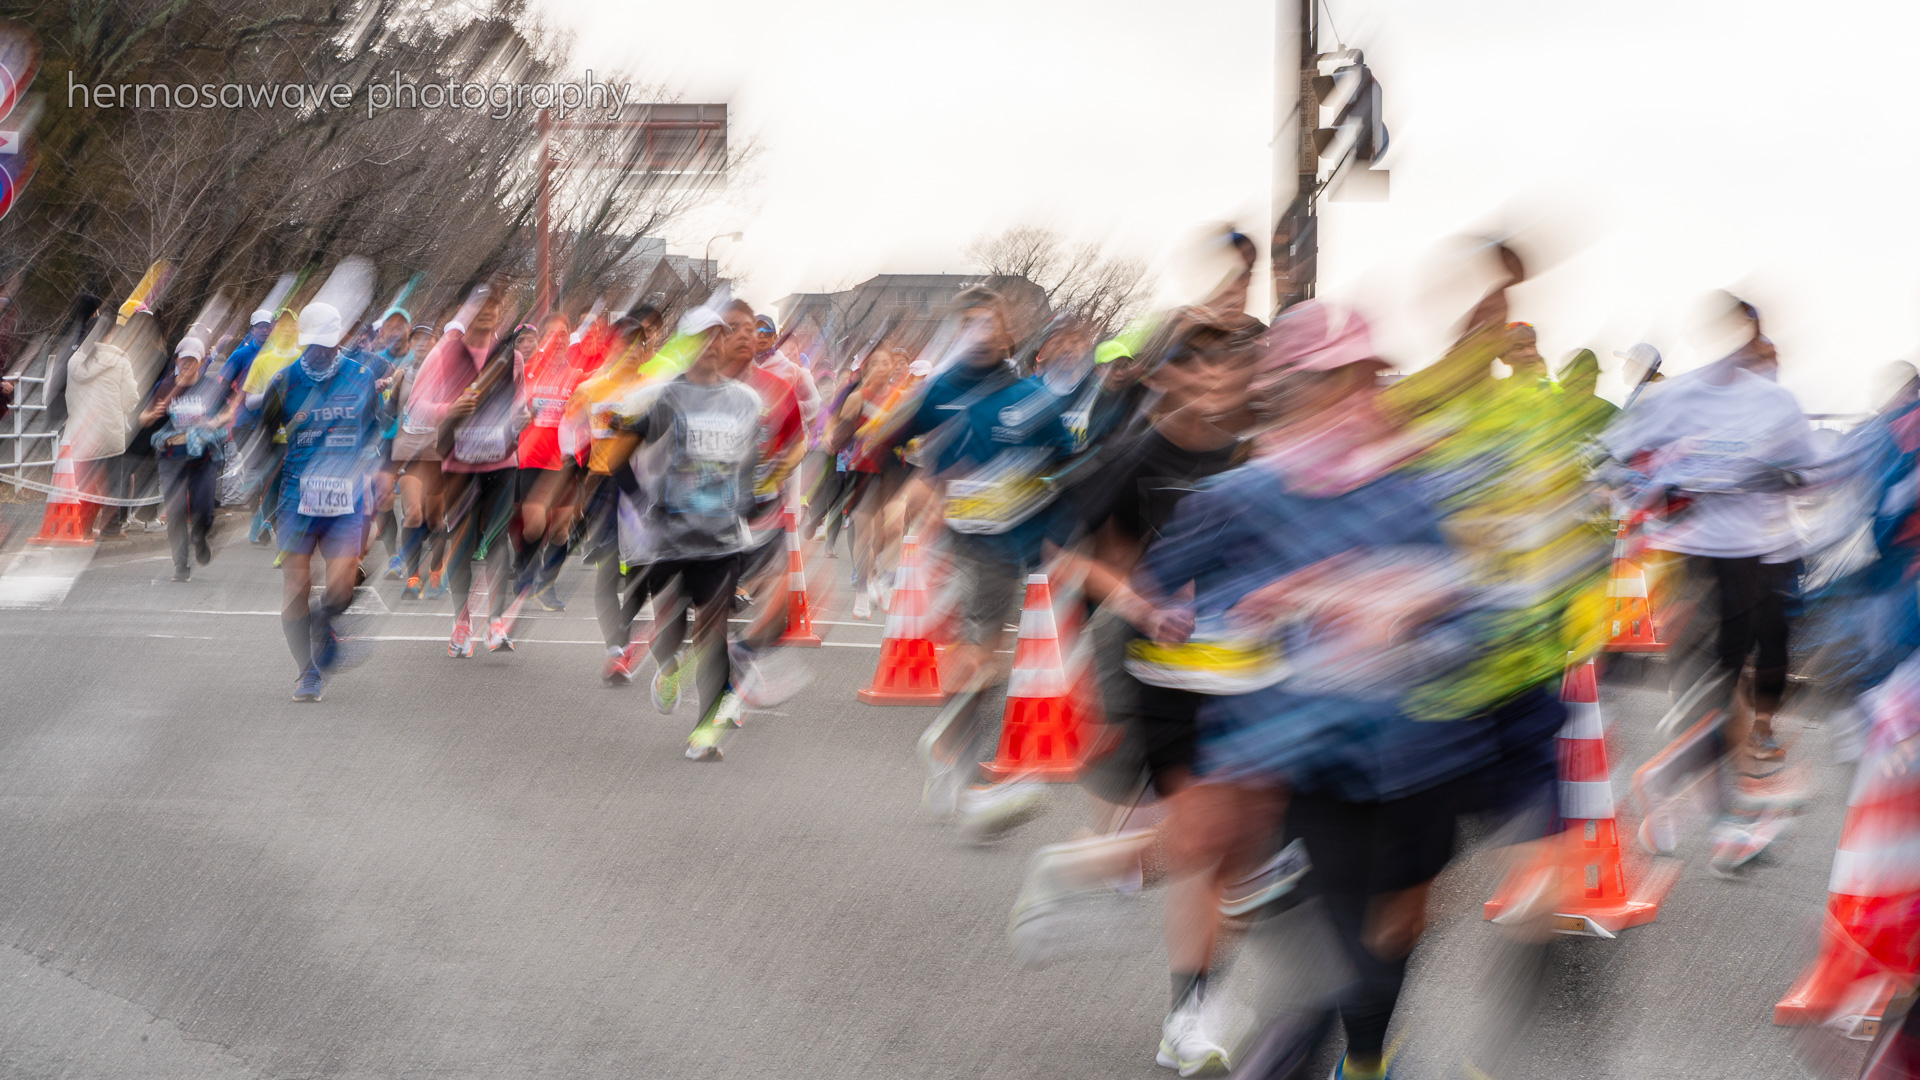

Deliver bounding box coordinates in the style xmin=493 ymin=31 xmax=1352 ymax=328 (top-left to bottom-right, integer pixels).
xmin=0 ymin=0 xmax=734 ymax=340
xmin=963 ymin=225 xmax=1151 ymax=337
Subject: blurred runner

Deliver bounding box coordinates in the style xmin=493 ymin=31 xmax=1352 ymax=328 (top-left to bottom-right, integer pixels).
xmin=891 ymin=287 xmax=1081 ymax=837
xmin=610 ymin=299 xmax=765 ymax=760
xmin=1009 ymin=310 xmax=1269 ymax=1070
xmin=246 ymin=300 xmax=387 ymax=701
xmin=567 ymin=306 xmax=665 ymax=683
xmin=150 ymin=332 xmax=243 ymax=581
xmin=1602 ymin=292 xmax=1816 ymax=870
xmin=388 ymin=322 xmax=443 ymax=598
xmin=404 ymin=286 xmax=524 ymax=657
xmin=510 ymin=311 xmax=595 ymax=611
xmin=1136 ymin=302 xmax=1468 ymax=1080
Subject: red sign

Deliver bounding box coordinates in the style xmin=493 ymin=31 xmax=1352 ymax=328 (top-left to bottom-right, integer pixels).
xmin=0 ymin=163 xmax=15 ymax=222
xmin=0 ymin=23 xmax=34 ymax=121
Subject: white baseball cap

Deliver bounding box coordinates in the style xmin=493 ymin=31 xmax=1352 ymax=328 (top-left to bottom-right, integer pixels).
xmin=296 ymin=302 xmax=345 ymax=348
xmin=1613 ymin=342 xmax=1661 ymax=368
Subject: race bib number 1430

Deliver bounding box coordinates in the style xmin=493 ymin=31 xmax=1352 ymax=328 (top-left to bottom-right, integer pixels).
xmin=297 ymin=475 xmax=356 ymax=517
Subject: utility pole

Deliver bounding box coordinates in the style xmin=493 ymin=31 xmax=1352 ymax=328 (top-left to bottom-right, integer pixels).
xmin=1272 ymin=0 xmax=1316 ymax=315
xmin=535 ymin=108 xmax=555 ymax=322
xmin=529 ymin=104 xmax=730 ymax=322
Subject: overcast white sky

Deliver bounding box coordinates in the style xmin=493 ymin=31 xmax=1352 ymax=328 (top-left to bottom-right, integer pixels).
xmin=543 ymin=0 xmax=1920 ymax=412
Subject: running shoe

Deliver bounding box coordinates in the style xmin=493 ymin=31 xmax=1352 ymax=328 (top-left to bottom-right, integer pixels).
xmin=171 ymin=566 xmax=192 ymax=582
xmin=923 ymin=760 xmax=965 ymax=817
xmin=956 ymin=778 xmax=1046 ymax=841
xmin=1638 ymin=813 xmax=1679 ymax=857
xmin=1009 ymin=830 xmax=1153 ymax=969
xmin=423 ymin=570 xmax=447 ymax=600
xmin=1708 ymin=810 xmax=1795 ymax=877
xmin=1157 ymin=1001 xmax=1230 ymax=1076
xmin=292 ymin=671 xmax=325 ymax=702
xmin=448 ymin=612 xmax=473 ymax=658
xmin=536 ymin=585 xmax=566 ymax=611
xmin=852 ymin=592 xmax=872 ymax=620
xmin=385 ymin=555 xmax=404 ymax=580
xmin=1749 ymin=729 xmax=1786 ymax=762
xmin=604 ymin=643 xmax=641 ymax=685
xmin=487 ymin=618 xmax=514 ymax=652
xmin=401 ymin=576 xmax=423 ymax=601
xmin=652 ymin=656 xmax=683 ymax=714
xmin=194 ymin=536 xmax=213 ymax=566
xmin=1218 ymin=838 xmax=1311 ymax=916
xmin=685 ymin=721 xmax=724 ymax=762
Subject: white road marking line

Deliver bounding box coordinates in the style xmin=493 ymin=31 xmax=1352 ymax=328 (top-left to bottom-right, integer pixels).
xmin=142 ymin=631 xmax=883 ymax=649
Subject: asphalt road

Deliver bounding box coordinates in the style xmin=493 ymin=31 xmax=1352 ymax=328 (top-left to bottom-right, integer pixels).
xmin=0 ymin=517 xmax=1871 ymax=1079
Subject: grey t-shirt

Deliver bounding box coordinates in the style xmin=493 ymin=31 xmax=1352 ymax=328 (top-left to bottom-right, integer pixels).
xmin=1602 ymin=360 xmax=1815 ymax=560
xmin=623 ymin=375 xmax=763 ymax=559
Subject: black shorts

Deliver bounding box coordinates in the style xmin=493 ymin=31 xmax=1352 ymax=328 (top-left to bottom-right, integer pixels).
xmin=648 ymin=555 xmax=742 ymax=609
xmin=1286 ymin=781 xmax=1461 ymax=897
xmin=1079 ymin=609 xmax=1202 ymax=803
xmin=518 ymin=465 xmax=556 ymax=503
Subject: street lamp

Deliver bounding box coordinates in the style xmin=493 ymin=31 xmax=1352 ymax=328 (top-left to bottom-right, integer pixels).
xmin=705 ymin=231 xmax=743 ymax=289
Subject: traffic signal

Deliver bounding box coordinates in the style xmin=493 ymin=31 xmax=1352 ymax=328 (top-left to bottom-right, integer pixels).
xmin=1311 ymin=59 xmax=1387 ymax=167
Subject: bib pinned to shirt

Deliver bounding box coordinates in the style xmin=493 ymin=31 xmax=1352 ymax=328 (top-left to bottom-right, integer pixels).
xmin=297 ymin=474 xmax=356 ymax=517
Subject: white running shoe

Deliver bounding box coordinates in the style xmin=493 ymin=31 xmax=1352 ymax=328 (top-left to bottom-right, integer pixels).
xmin=923 ymin=759 xmax=965 ymax=816
xmin=956 ymin=778 xmax=1046 ymax=841
xmin=1008 ymin=831 xmax=1151 ymax=969
xmin=486 ymin=618 xmax=514 ymax=652
xmin=1156 ymin=1001 xmax=1230 ymax=1076
xmin=1638 ymin=812 xmax=1678 ymax=856
xmin=852 ymin=592 xmax=872 ymax=620
xmin=1708 ymin=810 xmax=1795 ymax=877
xmin=448 ymin=610 xmax=474 ymax=659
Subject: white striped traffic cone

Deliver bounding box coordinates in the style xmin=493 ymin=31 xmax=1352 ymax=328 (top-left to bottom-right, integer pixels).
xmin=1774 ymin=735 xmax=1920 ymax=1036
xmin=1484 ymin=655 xmax=1675 ymax=936
xmin=983 ymin=573 xmax=1089 ymax=781
xmin=778 ymin=503 xmax=822 ymax=646
xmin=34 ymin=435 xmax=99 ymax=545
xmin=858 ymin=534 xmax=945 ymax=705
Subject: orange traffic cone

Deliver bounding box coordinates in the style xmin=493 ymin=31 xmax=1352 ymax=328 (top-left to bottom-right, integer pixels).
xmin=1774 ymin=738 xmax=1920 ymax=1037
xmin=1604 ymin=521 xmax=1666 ymax=653
xmin=33 ymin=436 xmax=99 ymax=546
xmin=1484 ymin=656 xmax=1677 ymax=936
xmin=983 ymin=573 xmax=1091 ymax=781
xmin=858 ymin=534 xmax=946 ymax=705
xmin=777 ymin=504 xmax=822 ymax=647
